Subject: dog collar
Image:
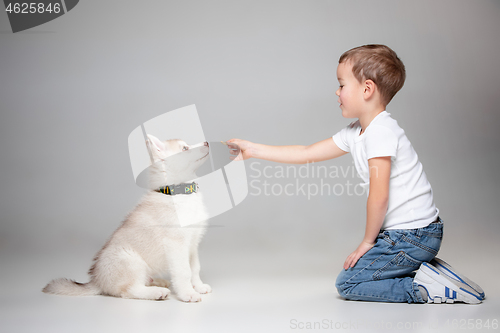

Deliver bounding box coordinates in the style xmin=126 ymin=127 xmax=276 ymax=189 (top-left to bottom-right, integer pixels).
xmin=155 ymin=182 xmax=198 ymax=196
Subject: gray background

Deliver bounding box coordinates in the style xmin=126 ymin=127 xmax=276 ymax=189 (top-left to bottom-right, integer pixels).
xmin=1 ymin=1 xmax=499 ymax=332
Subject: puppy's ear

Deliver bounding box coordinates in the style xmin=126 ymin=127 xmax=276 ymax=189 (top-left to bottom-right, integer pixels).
xmin=146 ymin=134 xmax=166 ymax=152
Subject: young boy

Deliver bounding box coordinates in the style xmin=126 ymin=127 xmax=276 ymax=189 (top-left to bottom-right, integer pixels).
xmin=227 ymin=44 xmax=484 ymax=304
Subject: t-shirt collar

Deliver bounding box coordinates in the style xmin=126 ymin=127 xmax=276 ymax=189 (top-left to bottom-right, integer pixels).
xmin=356 ymin=110 xmax=388 ymax=140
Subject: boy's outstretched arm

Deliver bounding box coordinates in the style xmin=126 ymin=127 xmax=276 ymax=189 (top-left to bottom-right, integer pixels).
xmin=343 ymin=156 xmax=391 ymax=269
xmin=226 ymin=138 xmax=348 ymax=164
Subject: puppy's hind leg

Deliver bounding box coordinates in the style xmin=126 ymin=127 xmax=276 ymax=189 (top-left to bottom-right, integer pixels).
xmin=124 ymin=283 xmax=170 ymax=300
xmin=110 ymin=250 xmax=170 ymax=301
xmin=120 ymin=273 xmax=171 ymax=300
xmin=148 ymin=277 xmax=171 ymax=288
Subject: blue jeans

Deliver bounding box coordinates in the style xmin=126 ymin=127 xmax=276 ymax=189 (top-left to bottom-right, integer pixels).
xmin=335 ymin=217 xmax=443 ymax=303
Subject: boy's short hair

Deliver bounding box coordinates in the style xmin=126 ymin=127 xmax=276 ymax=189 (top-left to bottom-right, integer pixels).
xmin=339 ymin=44 xmax=406 ymax=106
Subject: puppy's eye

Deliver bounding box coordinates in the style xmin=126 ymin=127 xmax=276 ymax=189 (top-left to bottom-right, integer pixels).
xmin=182 ymin=146 xmax=189 ymax=151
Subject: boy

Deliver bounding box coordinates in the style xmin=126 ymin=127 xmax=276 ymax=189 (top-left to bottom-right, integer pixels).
xmin=227 ymin=44 xmax=484 ymax=304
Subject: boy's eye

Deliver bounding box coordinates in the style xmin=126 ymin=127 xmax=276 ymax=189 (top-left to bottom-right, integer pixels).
xmin=182 ymin=146 xmax=189 ymax=151
xmin=339 ymin=85 xmax=344 ymax=89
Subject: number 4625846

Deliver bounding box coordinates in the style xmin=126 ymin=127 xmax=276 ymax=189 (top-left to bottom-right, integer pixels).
xmin=5 ymin=3 xmax=61 ymax=14
xmin=445 ymin=319 xmax=498 ymax=330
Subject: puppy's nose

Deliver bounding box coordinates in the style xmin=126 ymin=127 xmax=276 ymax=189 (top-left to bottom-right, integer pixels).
xmin=204 ymin=141 xmax=209 ymax=147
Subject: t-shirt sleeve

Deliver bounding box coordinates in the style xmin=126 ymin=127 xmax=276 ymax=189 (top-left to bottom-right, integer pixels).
xmin=332 ymin=125 xmax=351 ymax=153
xmin=364 ymin=125 xmax=398 ymax=159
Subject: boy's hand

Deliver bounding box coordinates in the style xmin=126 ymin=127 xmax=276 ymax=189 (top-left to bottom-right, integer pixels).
xmin=343 ymin=241 xmax=375 ymax=270
xmin=226 ymin=139 xmax=254 ymax=161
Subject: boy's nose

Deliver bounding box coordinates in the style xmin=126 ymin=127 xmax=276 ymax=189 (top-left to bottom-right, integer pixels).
xmin=335 ymin=88 xmax=340 ymax=96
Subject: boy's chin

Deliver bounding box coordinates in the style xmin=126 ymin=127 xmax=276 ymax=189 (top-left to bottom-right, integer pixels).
xmin=341 ymin=109 xmax=354 ymax=118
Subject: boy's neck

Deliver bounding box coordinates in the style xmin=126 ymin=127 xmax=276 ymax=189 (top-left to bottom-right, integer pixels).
xmin=358 ymin=108 xmax=386 ymax=134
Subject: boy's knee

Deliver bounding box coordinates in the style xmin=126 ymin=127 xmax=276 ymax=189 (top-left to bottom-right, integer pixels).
xmin=336 ymin=285 xmax=348 ymax=299
xmin=335 ymin=268 xmax=353 ymax=286
xmin=335 ymin=270 xmax=351 ymax=299
xmin=335 ymin=274 xmax=344 ymax=290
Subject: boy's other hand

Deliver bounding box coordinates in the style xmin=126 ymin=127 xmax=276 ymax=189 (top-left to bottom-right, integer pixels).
xmin=226 ymin=139 xmax=253 ymax=161
xmin=343 ymin=241 xmax=375 ymax=270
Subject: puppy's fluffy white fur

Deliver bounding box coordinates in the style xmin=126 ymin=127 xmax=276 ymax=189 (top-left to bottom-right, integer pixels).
xmin=43 ymin=136 xmax=211 ymax=302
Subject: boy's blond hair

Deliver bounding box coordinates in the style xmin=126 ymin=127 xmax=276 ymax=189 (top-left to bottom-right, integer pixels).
xmin=339 ymin=44 xmax=406 ymax=106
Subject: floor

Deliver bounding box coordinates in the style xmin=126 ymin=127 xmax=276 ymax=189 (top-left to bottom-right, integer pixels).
xmin=1 ymin=244 xmax=498 ymax=333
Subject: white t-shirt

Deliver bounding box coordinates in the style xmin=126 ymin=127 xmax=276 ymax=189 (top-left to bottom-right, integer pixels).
xmin=332 ymin=111 xmax=439 ymax=230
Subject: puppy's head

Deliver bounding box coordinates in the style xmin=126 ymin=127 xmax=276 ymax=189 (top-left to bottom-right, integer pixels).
xmin=146 ymin=135 xmax=209 ymax=184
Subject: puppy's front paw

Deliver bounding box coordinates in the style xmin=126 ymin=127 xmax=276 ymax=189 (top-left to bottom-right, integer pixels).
xmin=177 ymin=291 xmax=202 ymax=303
xmin=193 ymin=283 xmax=212 ymax=294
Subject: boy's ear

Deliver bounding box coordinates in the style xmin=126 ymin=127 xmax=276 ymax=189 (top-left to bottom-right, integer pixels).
xmin=363 ymin=79 xmax=376 ymax=100
xmin=146 ymin=134 xmax=166 ymax=152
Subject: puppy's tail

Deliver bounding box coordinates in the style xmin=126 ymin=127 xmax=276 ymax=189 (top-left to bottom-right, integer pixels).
xmin=42 ymin=278 xmax=100 ymax=296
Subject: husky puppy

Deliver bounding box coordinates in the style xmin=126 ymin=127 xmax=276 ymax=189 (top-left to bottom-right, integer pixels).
xmin=43 ymin=135 xmax=211 ymax=302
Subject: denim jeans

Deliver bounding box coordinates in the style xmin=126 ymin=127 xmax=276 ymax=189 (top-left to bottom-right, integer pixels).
xmin=335 ymin=217 xmax=443 ymax=303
